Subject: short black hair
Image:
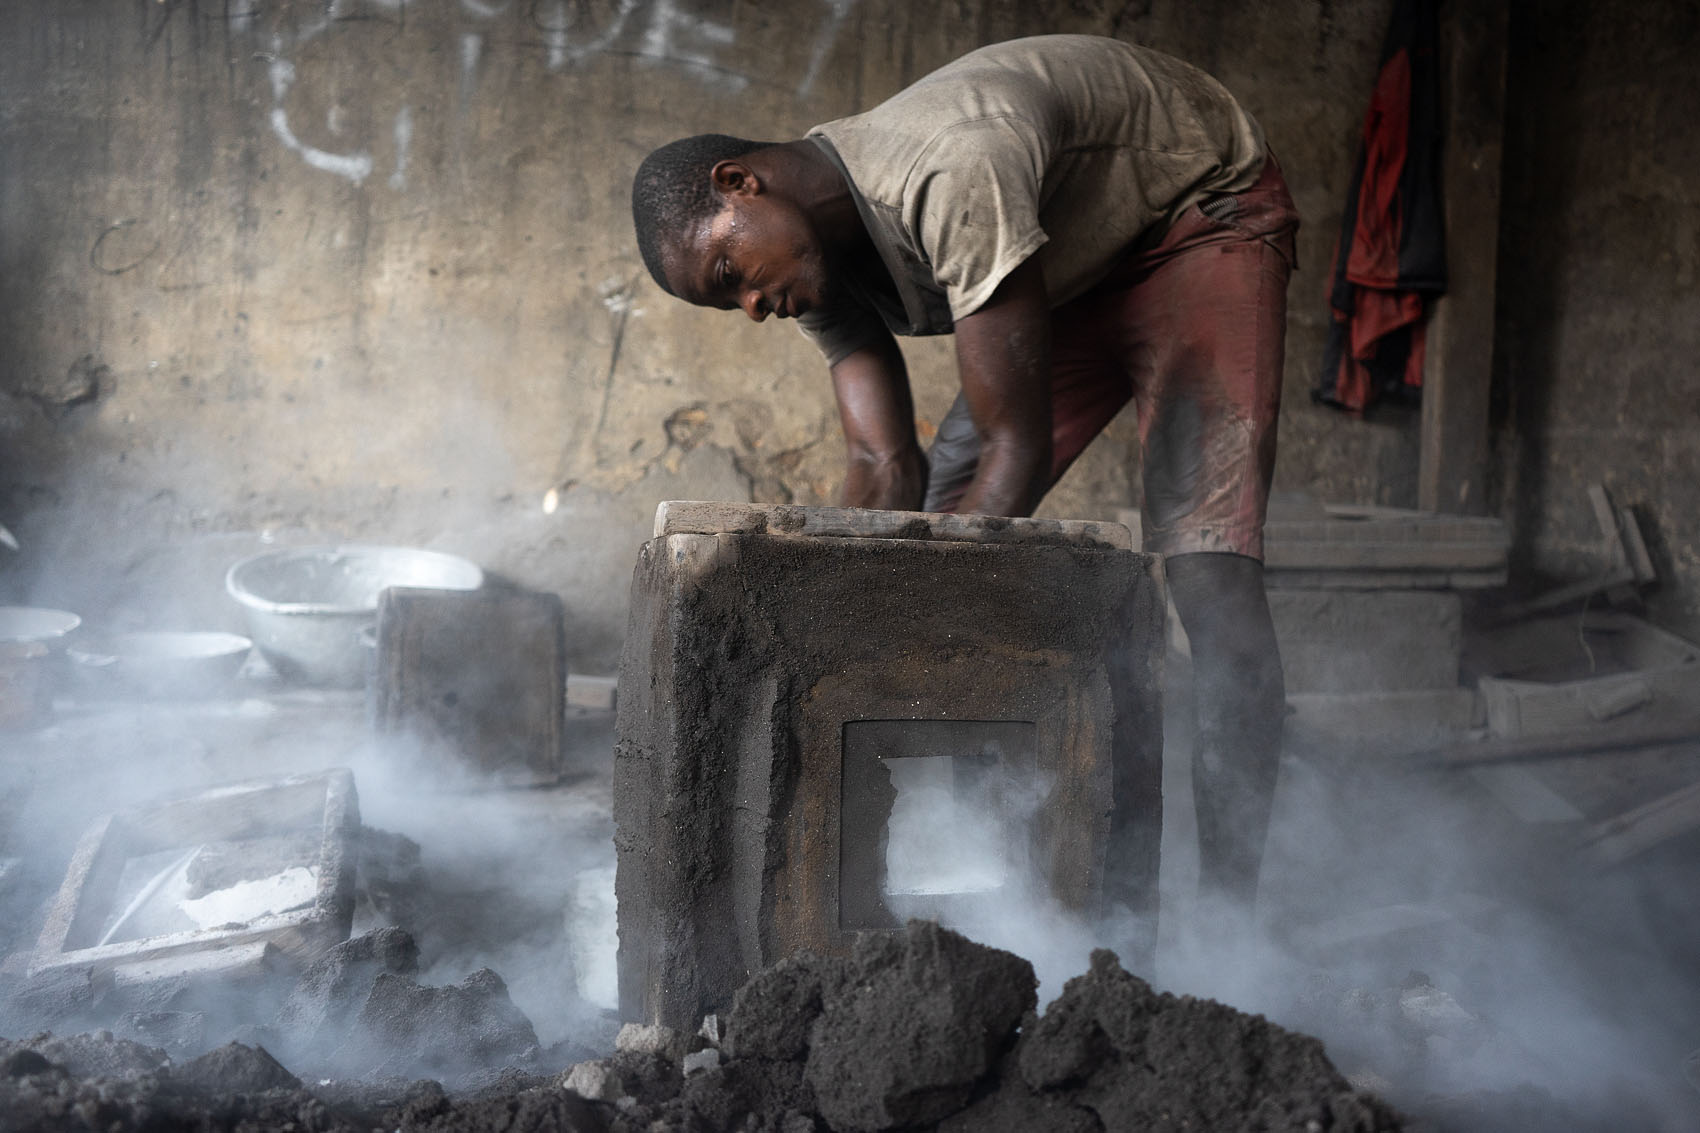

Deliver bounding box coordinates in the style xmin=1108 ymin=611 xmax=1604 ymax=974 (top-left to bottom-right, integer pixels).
xmin=631 ymin=134 xmax=771 ymax=295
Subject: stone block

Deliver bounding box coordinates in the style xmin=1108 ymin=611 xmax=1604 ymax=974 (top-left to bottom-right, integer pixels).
xmin=682 ymin=1047 xmax=721 ymax=1076
xmin=1269 ymin=589 xmax=1462 ymax=693
xmin=560 ymin=1059 xmax=626 ymax=1101
xmin=615 ymin=503 xmax=1166 ymax=1029
xmin=615 ymin=1021 xmax=703 ymax=1062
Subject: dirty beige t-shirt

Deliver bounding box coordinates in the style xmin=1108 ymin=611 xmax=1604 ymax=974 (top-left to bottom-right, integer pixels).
xmin=798 ymin=34 xmax=1267 ymax=366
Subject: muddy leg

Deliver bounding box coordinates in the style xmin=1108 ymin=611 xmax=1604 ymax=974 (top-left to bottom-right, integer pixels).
xmin=1165 ymin=551 xmax=1284 ymax=916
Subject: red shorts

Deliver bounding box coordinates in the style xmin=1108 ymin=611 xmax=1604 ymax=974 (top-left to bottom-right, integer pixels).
xmin=924 ymin=154 xmax=1299 ymax=560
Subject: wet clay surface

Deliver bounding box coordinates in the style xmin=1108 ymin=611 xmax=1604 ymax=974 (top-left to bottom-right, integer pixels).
xmin=0 ymin=921 xmax=1400 ymax=1132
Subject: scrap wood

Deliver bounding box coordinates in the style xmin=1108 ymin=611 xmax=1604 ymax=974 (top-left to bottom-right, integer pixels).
xmin=1419 ymin=703 xmax=1700 ymax=767
xmin=1259 ymin=500 xmax=1509 ymax=588
xmin=1490 ymin=483 xmax=1655 ymax=623
xmin=1583 ymin=777 xmax=1700 ymax=865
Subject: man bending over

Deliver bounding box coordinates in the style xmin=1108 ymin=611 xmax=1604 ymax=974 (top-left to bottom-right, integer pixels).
xmin=630 ymin=34 xmax=1298 ymax=935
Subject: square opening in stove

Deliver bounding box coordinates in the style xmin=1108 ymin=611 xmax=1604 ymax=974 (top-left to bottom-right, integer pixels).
xmin=840 ymin=719 xmax=1044 ymax=931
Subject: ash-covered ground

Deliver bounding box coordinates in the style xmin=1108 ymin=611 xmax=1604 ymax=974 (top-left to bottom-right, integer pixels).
xmin=2 ymin=665 xmax=1699 ymax=1130
xmin=1 ymin=920 xmax=1399 ymax=1133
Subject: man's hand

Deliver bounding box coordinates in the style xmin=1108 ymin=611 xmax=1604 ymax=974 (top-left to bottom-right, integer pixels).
xmin=830 ymin=331 xmax=928 ymax=510
xmin=950 ymin=255 xmax=1052 ymax=517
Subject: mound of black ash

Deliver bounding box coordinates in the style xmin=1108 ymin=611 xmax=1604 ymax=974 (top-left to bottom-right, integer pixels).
xmin=0 ymin=921 xmax=1400 ymax=1132
xmin=562 ymin=919 xmax=1401 ymax=1132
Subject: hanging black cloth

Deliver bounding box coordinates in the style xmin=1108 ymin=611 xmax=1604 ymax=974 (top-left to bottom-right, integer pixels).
xmin=1315 ymin=0 xmax=1448 ymax=414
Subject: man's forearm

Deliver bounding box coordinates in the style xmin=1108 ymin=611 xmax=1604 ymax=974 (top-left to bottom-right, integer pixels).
xmin=830 ymin=335 xmax=927 ymax=511
xmin=842 ymin=446 xmax=929 ymax=511
xmin=950 ymin=256 xmax=1054 ymax=517
xmin=953 ymin=435 xmax=1046 ymax=517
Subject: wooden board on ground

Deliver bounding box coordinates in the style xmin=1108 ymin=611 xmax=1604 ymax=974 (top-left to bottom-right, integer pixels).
xmin=1487 ymin=483 xmax=1656 ymax=621
xmin=1263 ymin=503 xmax=1509 ymax=582
xmin=1284 ymin=688 xmax=1481 ymax=758
xmin=1583 ymin=778 xmax=1700 ymax=866
xmin=1121 ymin=500 xmax=1509 ymax=588
xmin=372 ymin=585 xmax=566 ymax=787
xmin=1264 ymin=567 xmax=1507 ymax=590
xmin=1425 ymin=703 xmax=1700 ymax=768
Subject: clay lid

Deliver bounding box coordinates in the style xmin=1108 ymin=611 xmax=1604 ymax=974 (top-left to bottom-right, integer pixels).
xmin=653 ymin=501 xmax=1132 ymax=551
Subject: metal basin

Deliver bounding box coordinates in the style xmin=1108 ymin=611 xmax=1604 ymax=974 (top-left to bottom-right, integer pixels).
xmin=69 ymin=631 xmax=254 ymax=697
xmin=226 ymin=545 xmax=483 ymax=687
xmin=0 ymin=606 xmax=81 ymax=648
xmin=0 ymin=606 xmax=80 ymax=727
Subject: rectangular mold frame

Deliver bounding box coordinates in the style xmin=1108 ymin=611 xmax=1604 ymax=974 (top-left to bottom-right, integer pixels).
xmin=839 ymin=719 xmax=1042 ymax=931
xmin=31 ymin=769 xmax=359 ymax=977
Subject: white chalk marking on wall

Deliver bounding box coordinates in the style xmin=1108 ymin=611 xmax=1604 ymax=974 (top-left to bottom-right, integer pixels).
xmin=266 ymin=52 xmax=294 ymax=101
xmin=640 ymin=0 xmax=742 ymax=90
xmin=268 ymin=56 xmax=375 ymax=184
xmin=461 ymin=32 xmax=483 ymax=98
xmin=539 ymin=0 xmax=641 ymax=72
xmin=252 ymin=0 xmax=861 ymax=183
xmin=798 ymin=0 xmax=856 ymax=96
xmin=390 ymin=105 xmax=414 ymax=190
xmin=544 ymin=0 xmax=567 ymax=70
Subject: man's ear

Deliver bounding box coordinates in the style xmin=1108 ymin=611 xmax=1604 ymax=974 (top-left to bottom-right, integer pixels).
xmin=710 ymin=159 xmax=762 ymax=198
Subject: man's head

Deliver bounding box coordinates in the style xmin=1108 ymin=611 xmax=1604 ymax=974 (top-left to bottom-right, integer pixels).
xmin=631 ymin=134 xmax=833 ymax=322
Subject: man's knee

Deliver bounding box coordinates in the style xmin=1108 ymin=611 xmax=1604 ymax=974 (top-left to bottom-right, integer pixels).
xmin=1165 ymin=552 xmax=1273 ymax=636
xmin=1165 ymin=551 xmax=1284 ymax=703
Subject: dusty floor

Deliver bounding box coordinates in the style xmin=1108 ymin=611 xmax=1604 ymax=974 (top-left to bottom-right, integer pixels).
xmin=2 ymin=648 xmax=1699 ymax=1130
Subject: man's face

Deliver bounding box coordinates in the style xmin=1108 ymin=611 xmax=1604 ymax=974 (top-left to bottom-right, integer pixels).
xmin=665 ymin=185 xmax=831 ymax=322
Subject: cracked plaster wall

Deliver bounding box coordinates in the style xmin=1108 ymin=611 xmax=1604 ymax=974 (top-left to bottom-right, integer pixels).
xmin=1493 ymin=0 xmax=1700 ymax=637
xmin=0 ymin=0 xmax=1406 ymax=671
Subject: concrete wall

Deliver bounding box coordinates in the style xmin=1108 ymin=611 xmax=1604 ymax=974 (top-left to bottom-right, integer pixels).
xmin=1495 ymin=1 xmax=1700 ymax=636
xmin=0 ymin=0 xmax=1408 ymax=672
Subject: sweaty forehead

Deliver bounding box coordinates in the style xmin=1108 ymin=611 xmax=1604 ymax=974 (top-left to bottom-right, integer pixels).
xmin=661 ymin=213 xmax=724 ymax=305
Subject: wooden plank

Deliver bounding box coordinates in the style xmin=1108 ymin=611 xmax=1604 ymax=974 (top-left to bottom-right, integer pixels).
xmin=31 ymin=772 xmax=357 ymax=976
xmin=1418 ymin=0 xmax=1508 ymax=514
xmin=1268 ymin=505 xmax=1509 ymax=543
xmin=1469 ymin=765 xmax=1585 ymax=824
xmin=1425 ymin=705 xmax=1700 ymax=768
xmin=654 ymin=500 xmax=1133 ymax=551
xmin=1264 ymin=567 xmax=1507 ymax=590
xmin=1488 ymin=485 xmax=1656 ymax=621
xmin=1263 ymin=540 xmax=1507 ymax=571
xmin=1286 ymin=689 xmax=1481 ymax=755
xmin=372 ymin=586 xmax=566 ymax=787
xmin=1584 ymin=779 xmax=1700 ymax=865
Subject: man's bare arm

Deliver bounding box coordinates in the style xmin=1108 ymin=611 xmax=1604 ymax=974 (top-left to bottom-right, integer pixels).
xmin=830 ymin=330 xmax=928 ymax=510
xmin=951 ymin=255 xmax=1053 ymax=517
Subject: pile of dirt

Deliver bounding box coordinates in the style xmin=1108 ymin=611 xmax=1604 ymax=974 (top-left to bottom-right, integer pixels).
xmin=564 ymin=920 xmax=1400 ymax=1131
xmin=0 ymin=921 xmax=1401 ymax=1132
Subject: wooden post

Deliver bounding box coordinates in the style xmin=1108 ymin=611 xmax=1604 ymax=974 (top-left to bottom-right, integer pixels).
xmin=1418 ymin=0 xmax=1509 ymax=514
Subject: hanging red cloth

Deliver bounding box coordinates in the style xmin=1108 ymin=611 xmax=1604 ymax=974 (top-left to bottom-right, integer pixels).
xmin=1316 ymin=0 xmax=1447 ymax=415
